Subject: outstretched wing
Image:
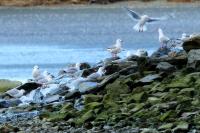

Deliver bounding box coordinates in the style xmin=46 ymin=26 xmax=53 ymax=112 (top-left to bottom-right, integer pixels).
xmin=124 ymin=7 xmax=141 ymax=21
xmin=147 ymin=16 xmax=168 ymax=23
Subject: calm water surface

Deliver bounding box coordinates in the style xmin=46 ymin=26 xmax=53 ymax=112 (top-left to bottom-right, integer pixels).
xmin=0 ymin=6 xmax=199 ymax=81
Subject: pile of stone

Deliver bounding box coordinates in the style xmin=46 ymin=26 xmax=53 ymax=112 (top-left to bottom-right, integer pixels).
xmin=1 ymin=35 xmax=200 ymax=132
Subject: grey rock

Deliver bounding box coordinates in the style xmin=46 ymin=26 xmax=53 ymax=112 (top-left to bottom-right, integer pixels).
xmin=43 ymin=95 xmax=62 ymax=104
xmin=0 ymin=99 xmax=21 ymax=108
xmin=187 ymin=49 xmax=200 ymax=70
xmin=183 ymin=35 xmax=200 ymax=52
xmin=139 ymin=74 xmax=161 ymax=83
xmin=16 ymin=82 xmax=42 ymax=94
xmin=156 ymin=62 xmax=176 ymax=72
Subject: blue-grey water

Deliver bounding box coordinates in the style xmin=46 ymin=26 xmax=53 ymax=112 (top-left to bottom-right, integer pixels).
xmin=0 ymin=6 xmax=199 ymax=81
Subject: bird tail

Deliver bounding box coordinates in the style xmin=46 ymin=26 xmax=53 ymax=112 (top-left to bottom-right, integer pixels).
xmin=133 ymin=23 xmax=147 ymax=32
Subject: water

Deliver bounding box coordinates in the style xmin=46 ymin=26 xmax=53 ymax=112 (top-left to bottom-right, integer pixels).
xmin=0 ymin=6 xmax=199 ymax=81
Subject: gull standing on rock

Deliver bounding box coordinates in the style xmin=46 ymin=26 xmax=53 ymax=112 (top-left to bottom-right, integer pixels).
xmin=107 ymin=39 xmax=123 ymax=57
xmin=43 ymin=70 xmax=54 ymax=83
xmin=32 ymin=65 xmax=41 ymax=79
xmin=158 ymin=28 xmax=170 ymax=48
xmin=65 ymin=63 xmax=80 ymax=74
xmin=86 ymin=67 xmax=105 ymax=81
xmin=135 ymin=49 xmax=148 ymax=57
xmin=177 ymin=33 xmax=190 ymax=42
xmin=32 ymin=65 xmax=48 ymax=84
xmin=124 ymin=7 xmax=168 ymax=32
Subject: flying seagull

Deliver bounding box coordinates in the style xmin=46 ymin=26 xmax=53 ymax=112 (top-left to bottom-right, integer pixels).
xmin=124 ymin=7 xmax=168 ymax=32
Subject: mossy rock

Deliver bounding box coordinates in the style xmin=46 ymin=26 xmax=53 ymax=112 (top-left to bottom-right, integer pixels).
xmin=60 ymin=103 xmax=75 ymax=113
xmin=83 ymin=94 xmax=103 ymax=104
xmin=103 ymin=78 xmax=130 ymax=108
xmin=178 ymin=88 xmax=195 ymax=97
xmin=75 ymin=110 xmax=95 ymax=126
xmin=158 ymin=123 xmax=174 ymax=130
xmin=159 ymin=111 xmax=173 ymax=121
xmin=0 ymin=79 xmax=22 ymax=93
xmin=40 ymin=103 xmax=76 ymax=122
xmin=148 ymin=97 xmax=161 ymax=104
xmin=129 ymin=103 xmax=145 ymax=113
xmin=173 ymin=121 xmax=189 ymax=132
xmin=40 ymin=110 xmax=75 ymax=122
xmin=159 ymin=110 xmax=177 ymax=121
xmin=127 ymin=92 xmax=148 ymax=103
xmin=84 ymin=102 xmax=103 ymax=111
xmin=165 ymin=74 xmax=195 ymax=88
xmin=46 ymin=112 xmax=68 ymax=122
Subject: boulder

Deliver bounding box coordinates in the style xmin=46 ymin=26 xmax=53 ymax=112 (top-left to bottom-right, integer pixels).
xmin=151 ymin=47 xmax=171 ymax=58
xmin=173 ymin=121 xmax=189 ymax=132
xmin=156 ymin=62 xmax=176 ymax=72
xmin=81 ymin=68 xmax=97 ymax=77
xmin=16 ymin=82 xmax=42 ymax=94
xmin=183 ymin=35 xmax=200 ymax=52
xmin=79 ymin=62 xmax=91 ymax=70
xmin=0 ymin=124 xmax=19 ymax=132
xmin=187 ymin=49 xmax=200 ymax=70
xmin=83 ymin=94 xmax=103 ymax=104
xmin=149 ymin=54 xmax=187 ymax=68
xmin=139 ymin=74 xmax=161 ymax=84
xmin=104 ymin=63 xmax=121 ymax=75
xmin=0 ymin=99 xmax=21 ymax=108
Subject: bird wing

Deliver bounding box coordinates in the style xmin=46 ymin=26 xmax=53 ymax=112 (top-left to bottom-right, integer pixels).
xmin=107 ymin=45 xmax=117 ymax=51
xmin=147 ymin=16 xmax=168 ymax=23
xmin=124 ymin=7 xmax=141 ymax=21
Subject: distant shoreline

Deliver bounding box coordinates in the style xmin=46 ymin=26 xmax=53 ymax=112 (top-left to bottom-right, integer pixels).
xmin=0 ymin=1 xmax=200 ymax=8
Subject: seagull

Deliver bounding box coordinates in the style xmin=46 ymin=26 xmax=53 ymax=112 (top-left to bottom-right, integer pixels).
xmin=32 ymin=65 xmax=41 ymax=79
xmin=135 ymin=49 xmax=148 ymax=57
xmin=107 ymin=39 xmax=123 ymax=57
xmin=124 ymin=7 xmax=168 ymax=32
xmin=177 ymin=33 xmax=190 ymax=41
xmin=86 ymin=67 xmax=105 ymax=81
xmin=43 ymin=70 xmax=54 ymax=83
xmin=60 ymin=63 xmax=80 ymax=76
xmin=32 ymin=65 xmax=49 ymax=84
xmin=158 ymin=28 xmax=170 ymax=48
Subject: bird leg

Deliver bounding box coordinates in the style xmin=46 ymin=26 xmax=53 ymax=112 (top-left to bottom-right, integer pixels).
xmin=139 ymin=26 xmax=143 ymax=32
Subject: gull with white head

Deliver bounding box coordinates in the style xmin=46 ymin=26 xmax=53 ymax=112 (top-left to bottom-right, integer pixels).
xmin=43 ymin=70 xmax=54 ymax=83
xmin=107 ymin=39 xmax=123 ymax=57
xmin=86 ymin=67 xmax=105 ymax=81
xmin=135 ymin=49 xmax=148 ymax=57
xmin=124 ymin=7 xmax=168 ymax=32
xmin=32 ymin=65 xmax=41 ymax=79
xmin=158 ymin=28 xmax=170 ymax=47
xmin=64 ymin=63 xmax=80 ymax=74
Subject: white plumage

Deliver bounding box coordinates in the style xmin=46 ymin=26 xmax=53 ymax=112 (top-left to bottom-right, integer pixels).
xmin=43 ymin=70 xmax=54 ymax=82
xmin=135 ymin=49 xmax=148 ymax=57
xmin=87 ymin=67 xmax=105 ymax=81
xmin=63 ymin=63 xmax=80 ymax=75
xmin=107 ymin=39 xmax=123 ymax=57
xmin=124 ymin=7 xmax=168 ymax=32
xmin=32 ymin=65 xmax=41 ymax=79
xmin=158 ymin=28 xmax=170 ymax=47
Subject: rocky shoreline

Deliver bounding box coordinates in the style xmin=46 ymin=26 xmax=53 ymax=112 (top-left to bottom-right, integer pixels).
xmin=0 ymin=35 xmax=200 ymax=132
xmin=0 ymin=0 xmax=198 ymax=7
